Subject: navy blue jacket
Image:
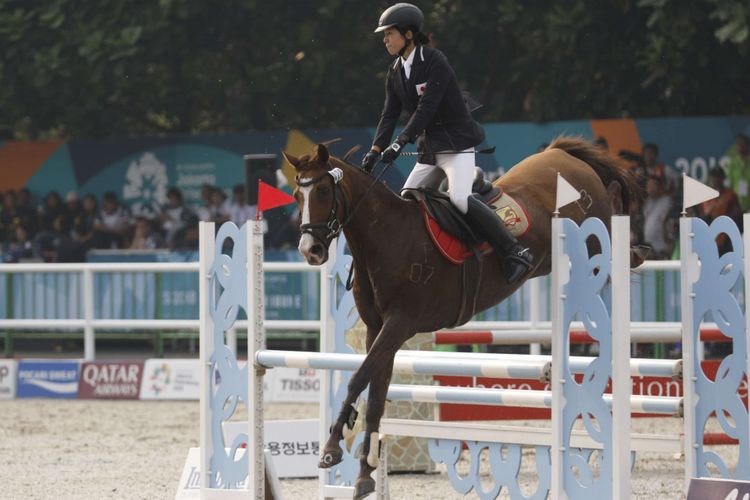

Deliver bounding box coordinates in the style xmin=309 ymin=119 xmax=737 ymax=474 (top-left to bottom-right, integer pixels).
xmin=372 ymin=45 xmax=485 ymax=157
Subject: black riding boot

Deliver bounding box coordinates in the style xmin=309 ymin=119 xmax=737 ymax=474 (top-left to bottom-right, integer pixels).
xmin=464 ymin=196 xmax=534 ymax=285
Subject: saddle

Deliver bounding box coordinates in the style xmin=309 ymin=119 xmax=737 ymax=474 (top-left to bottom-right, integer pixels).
xmin=403 ymin=168 xmax=502 ymax=244
xmin=403 ymin=168 xmax=531 ymax=265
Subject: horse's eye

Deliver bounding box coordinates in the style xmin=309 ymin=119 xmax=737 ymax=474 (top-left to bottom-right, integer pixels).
xmin=317 ymin=186 xmax=330 ymax=198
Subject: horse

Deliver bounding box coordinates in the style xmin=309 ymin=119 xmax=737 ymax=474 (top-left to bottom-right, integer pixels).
xmin=282 ymin=136 xmax=644 ymax=499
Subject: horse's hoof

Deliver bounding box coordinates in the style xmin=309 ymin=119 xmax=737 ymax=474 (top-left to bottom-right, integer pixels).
xmin=318 ymin=448 xmax=343 ymax=468
xmin=353 ymin=477 xmax=376 ymax=499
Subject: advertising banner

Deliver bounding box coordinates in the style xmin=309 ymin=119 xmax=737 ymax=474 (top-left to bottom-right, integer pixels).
xmin=140 ymin=359 xmax=200 ymax=400
xmin=0 ymin=360 xmax=17 ymax=399
xmin=78 ymin=360 xmax=144 ymax=399
xmin=223 ymin=419 xmax=319 ymax=478
xmin=687 ymin=478 xmax=750 ymax=500
xmin=16 ymin=359 xmax=80 ymax=399
xmin=435 ymin=359 xmax=745 ymax=421
xmin=267 ymin=367 xmax=320 ymax=403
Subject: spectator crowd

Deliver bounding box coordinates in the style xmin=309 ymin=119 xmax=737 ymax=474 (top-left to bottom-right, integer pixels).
xmin=2 ymin=133 xmax=749 ymax=263
xmin=613 ymin=133 xmax=749 ymax=260
xmin=0 ymin=183 xmax=299 ymax=263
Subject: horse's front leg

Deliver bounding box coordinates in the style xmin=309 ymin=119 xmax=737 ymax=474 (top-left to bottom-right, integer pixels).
xmin=353 ymin=354 xmax=396 ymax=499
xmin=352 ymin=322 xmax=408 ymax=499
xmin=318 ymin=322 xmax=382 ymax=469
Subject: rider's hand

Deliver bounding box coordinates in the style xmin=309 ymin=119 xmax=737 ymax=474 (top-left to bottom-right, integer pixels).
xmin=381 ymin=138 xmax=406 ymax=164
xmin=361 ymin=149 xmax=380 ymax=173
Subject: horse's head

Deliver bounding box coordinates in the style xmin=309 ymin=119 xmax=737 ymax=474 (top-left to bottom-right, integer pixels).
xmin=283 ymin=144 xmax=346 ymax=265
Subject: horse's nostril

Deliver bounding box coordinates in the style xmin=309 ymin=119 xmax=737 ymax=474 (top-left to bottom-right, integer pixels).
xmin=310 ymin=244 xmax=324 ymax=257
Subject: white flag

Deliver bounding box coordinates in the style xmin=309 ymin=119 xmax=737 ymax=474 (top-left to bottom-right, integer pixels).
xmin=682 ymin=173 xmax=719 ymax=212
xmin=555 ymin=173 xmax=581 ymax=213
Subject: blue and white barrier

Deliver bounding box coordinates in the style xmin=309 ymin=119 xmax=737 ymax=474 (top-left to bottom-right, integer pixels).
xmin=197 ymin=212 xmax=750 ymax=500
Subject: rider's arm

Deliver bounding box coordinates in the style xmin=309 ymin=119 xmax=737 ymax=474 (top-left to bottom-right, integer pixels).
xmin=372 ymin=68 xmax=402 ymax=152
xmin=400 ymin=50 xmax=453 ymax=143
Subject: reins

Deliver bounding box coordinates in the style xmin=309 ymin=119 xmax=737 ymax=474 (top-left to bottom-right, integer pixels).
xmin=340 ymin=159 xmax=395 ymax=228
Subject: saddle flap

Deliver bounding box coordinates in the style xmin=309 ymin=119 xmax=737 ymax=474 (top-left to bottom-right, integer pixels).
xmin=404 ymin=188 xmax=481 ymax=243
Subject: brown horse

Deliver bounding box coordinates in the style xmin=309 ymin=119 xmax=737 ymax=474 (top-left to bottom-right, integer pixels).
xmin=283 ymin=136 xmax=643 ymax=499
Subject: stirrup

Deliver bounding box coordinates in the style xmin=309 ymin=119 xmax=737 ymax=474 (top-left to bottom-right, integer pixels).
xmin=505 ymin=246 xmax=533 ymax=285
xmin=510 ymin=247 xmax=532 ymax=264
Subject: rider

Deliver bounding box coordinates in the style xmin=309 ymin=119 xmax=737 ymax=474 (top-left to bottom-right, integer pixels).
xmin=361 ymin=3 xmax=533 ymax=284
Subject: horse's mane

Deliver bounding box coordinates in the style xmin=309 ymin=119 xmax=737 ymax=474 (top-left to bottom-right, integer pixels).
xmin=547 ymin=136 xmax=642 ymax=213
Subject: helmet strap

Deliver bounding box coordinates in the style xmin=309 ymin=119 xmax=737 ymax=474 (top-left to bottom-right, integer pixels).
xmin=397 ymin=28 xmax=414 ymax=57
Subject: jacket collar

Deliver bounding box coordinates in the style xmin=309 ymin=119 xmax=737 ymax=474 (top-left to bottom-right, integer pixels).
xmin=392 ymin=45 xmax=424 ymax=69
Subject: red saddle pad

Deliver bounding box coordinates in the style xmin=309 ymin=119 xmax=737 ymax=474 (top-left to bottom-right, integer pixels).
xmin=420 ymin=192 xmax=531 ymax=265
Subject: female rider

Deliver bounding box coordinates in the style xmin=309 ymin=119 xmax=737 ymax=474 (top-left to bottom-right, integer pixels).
xmin=361 ymin=3 xmax=533 ymax=284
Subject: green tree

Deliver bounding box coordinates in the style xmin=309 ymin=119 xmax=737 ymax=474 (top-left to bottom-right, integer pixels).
xmin=0 ymin=0 xmax=748 ymax=139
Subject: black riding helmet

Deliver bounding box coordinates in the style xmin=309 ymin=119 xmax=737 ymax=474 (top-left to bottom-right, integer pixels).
xmin=374 ymin=3 xmax=423 ymax=34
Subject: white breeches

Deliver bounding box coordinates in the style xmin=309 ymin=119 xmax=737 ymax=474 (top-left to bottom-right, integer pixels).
xmin=401 ymin=148 xmax=475 ymax=213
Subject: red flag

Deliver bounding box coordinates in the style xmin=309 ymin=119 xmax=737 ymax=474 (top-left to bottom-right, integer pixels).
xmin=257 ymin=180 xmax=295 ymax=213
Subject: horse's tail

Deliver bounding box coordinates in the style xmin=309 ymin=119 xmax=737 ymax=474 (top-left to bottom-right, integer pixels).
xmin=547 ymin=136 xmax=642 ymax=214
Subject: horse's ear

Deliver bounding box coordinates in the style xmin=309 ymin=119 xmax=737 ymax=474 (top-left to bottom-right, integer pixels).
xmin=314 ymin=144 xmax=329 ymax=164
xmin=281 ymin=151 xmax=300 ymax=170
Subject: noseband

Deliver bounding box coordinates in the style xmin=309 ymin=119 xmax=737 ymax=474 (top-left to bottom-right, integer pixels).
xmin=297 ymin=166 xmax=347 ymax=248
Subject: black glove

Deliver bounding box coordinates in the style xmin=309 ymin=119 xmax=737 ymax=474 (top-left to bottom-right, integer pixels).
xmin=361 ymin=149 xmax=379 ymax=173
xmin=381 ymin=137 xmax=406 ymax=164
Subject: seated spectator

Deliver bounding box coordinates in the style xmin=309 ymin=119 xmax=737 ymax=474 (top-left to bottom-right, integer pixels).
xmin=229 ymin=184 xmax=257 ymax=226
xmin=200 ymin=183 xmax=213 ymax=208
xmin=72 ymin=194 xmax=99 ymax=247
xmin=63 ymin=191 xmax=83 ymax=231
xmin=197 ymin=186 xmax=230 ymax=224
xmin=129 ymin=217 xmax=165 ymax=250
xmin=160 ymin=187 xmax=198 ymax=249
xmin=701 ymin=167 xmax=741 ymax=253
xmin=197 ymin=184 xmax=215 ymax=222
xmin=92 ymin=191 xmax=131 ymax=249
xmin=0 ymin=190 xmax=19 ymax=243
xmin=15 ymin=188 xmax=38 ymax=237
xmin=2 ymin=224 xmax=34 ymax=262
xmin=642 ymin=176 xmax=673 ymax=259
xmin=38 ymin=191 xmax=66 ymax=232
xmin=33 ymin=215 xmax=85 ymax=262
xmin=642 ymin=143 xmax=677 ymax=195
xmin=212 ymin=188 xmax=231 ymax=223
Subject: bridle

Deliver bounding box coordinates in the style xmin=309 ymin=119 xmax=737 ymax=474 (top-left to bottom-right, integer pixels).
xmin=296 ymin=166 xmax=348 ymax=249
xmin=295 ymin=159 xmax=395 ymax=251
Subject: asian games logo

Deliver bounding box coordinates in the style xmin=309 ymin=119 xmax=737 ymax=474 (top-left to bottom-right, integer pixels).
xmin=123 ymin=152 xmax=168 ymax=217
xmin=148 ymin=363 xmax=171 ymax=396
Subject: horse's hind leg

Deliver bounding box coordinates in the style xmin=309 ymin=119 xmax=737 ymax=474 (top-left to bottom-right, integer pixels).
xmin=318 ymin=324 xmax=382 ymax=469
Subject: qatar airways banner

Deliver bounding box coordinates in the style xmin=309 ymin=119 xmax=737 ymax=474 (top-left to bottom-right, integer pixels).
xmin=78 ymin=360 xmax=144 ymax=399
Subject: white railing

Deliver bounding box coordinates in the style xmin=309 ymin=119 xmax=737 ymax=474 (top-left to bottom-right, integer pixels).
xmin=0 ymin=258 xmax=682 ymax=361
xmin=0 ymin=261 xmax=324 ymax=360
